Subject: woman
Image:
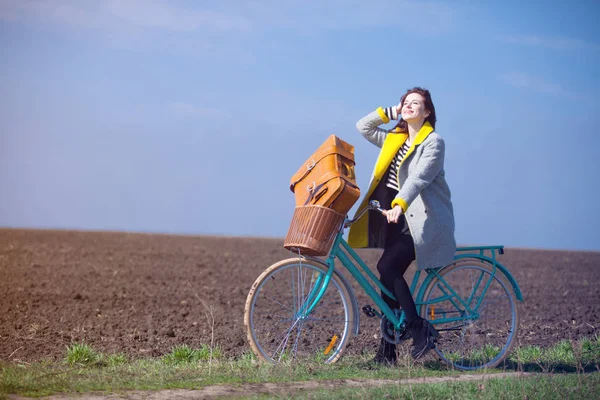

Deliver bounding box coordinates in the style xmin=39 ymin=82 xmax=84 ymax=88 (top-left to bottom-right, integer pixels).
xmin=348 ymin=87 xmax=456 ymax=364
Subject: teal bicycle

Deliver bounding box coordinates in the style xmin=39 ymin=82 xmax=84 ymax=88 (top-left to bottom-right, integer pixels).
xmin=244 ymin=201 xmax=523 ymax=370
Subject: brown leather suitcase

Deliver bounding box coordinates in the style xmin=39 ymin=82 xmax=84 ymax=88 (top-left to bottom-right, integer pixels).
xmin=289 ymin=135 xmax=360 ymax=214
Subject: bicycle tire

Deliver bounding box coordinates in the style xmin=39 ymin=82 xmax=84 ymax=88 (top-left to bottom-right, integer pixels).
xmin=419 ymin=259 xmax=520 ymax=370
xmin=244 ymin=258 xmax=354 ymax=364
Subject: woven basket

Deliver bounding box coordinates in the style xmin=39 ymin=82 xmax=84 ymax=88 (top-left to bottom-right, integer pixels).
xmin=284 ymin=205 xmax=345 ymax=256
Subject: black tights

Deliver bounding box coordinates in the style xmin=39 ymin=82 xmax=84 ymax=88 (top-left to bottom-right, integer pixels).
xmin=376 ymin=217 xmax=417 ymax=323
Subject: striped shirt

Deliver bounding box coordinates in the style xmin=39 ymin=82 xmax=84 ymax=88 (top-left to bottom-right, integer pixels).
xmin=379 ymin=104 xmax=410 ymax=192
xmin=386 ymin=141 xmax=411 ymax=192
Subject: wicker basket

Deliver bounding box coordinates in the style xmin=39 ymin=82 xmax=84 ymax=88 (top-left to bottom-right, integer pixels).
xmin=284 ymin=205 xmax=345 ymax=256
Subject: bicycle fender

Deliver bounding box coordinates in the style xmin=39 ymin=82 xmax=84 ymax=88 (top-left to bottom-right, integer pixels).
xmin=305 ymin=256 xmax=361 ymax=336
xmin=456 ymin=255 xmax=523 ymax=301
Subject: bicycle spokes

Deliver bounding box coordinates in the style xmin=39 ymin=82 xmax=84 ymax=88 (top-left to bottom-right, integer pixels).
xmin=247 ymin=260 xmax=353 ymax=364
xmin=422 ymin=262 xmax=519 ymax=370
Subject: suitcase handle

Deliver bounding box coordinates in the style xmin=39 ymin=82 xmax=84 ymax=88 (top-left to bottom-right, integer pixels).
xmin=313 ymin=187 xmax=328 ymax=202
xmin=304 ymin=182 xmax=328 ymax=205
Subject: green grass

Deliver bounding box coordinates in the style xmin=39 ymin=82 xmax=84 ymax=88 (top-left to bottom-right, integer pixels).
xmin=269 ymin=374 xmax=600 ymax=400
xmin=582 ymin=336 xmax=600 ymax=363
xmin=0 ymin=349 xmax=459 ymax=398
xmin=162 ymin=344 xmax=222 ymax=365
xmin=512 ymin=345 xmax=543 ymax=364
xmin=105 ymin=353 xmax=128 ymax=367
xmin=65 ymin=342 xmax=99 ymax=367
xmin=445 ymin=344 xmax=502 ymax=365
xmin=508 ymin=336 xmax=600 ymax=371
xmin=1 ymin=338 xmax=599 ymax=398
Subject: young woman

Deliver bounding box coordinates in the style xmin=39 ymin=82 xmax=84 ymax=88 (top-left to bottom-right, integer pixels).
xmin=348 ymin=87 xmax=456 ymax=364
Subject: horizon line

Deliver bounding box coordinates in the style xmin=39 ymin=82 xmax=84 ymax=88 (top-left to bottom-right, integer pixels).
xmin=1 ymin=225 xmax=599 ymax=254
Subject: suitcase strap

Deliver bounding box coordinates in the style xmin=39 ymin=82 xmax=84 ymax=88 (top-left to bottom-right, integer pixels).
xmin=302 ymin=171 xmax=359 ymax=206
xmin=290 ymin=146 xmax=355 ymax=192
xmin=304 ymin=184 xmax=328 ymax=206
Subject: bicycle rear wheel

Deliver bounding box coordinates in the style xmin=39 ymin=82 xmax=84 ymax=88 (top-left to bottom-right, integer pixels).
xmin=244 ymin=258 xmax=354 ymax=364
xmin=419 ymin=260 xmax=519 ymax=370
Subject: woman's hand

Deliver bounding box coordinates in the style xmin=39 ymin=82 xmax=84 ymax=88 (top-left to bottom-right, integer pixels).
xmin=396 ymin=100 xmax=403 ymax=116
xmin=383 ymin=205 xmax=403 ymax=223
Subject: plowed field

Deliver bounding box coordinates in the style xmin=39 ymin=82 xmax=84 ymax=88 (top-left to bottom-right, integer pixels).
xmin=1 ymin=228 xmax=598 ymax=362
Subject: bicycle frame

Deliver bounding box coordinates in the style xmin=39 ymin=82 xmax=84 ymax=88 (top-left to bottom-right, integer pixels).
xmin=298 ymin=217 xmax=523 ymax=332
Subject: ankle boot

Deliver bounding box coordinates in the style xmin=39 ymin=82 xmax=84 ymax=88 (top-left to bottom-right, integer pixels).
xmin=373 ymin=337 xmax=397 ymax=365
xmin=408 ymin=317 xmax=439 ymax=359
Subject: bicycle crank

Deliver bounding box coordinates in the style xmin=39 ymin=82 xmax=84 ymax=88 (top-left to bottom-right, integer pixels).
xmin=380 ymin=310 xmax=411 ymax=345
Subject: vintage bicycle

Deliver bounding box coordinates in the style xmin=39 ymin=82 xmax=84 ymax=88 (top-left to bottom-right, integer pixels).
xmin=244 ymin=201 xmax=523 ymax=370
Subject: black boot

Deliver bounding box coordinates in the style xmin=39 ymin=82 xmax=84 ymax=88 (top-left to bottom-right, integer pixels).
xmin=408 ymin=317 xmax=439 ymax=359
xmin=373 ymin=337 xmax=397 ymax=365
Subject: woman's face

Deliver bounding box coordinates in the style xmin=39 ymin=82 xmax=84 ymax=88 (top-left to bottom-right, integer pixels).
xmin=400 ymin=93 xmax=430 ymax=122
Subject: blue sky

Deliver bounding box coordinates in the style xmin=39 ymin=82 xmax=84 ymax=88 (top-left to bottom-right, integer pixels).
xmin=1 ymin=0 xmax=599 ymax=251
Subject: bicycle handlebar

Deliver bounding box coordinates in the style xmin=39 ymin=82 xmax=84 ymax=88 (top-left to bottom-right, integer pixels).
xmin=345 ymin=200 xmax=386 ymax=227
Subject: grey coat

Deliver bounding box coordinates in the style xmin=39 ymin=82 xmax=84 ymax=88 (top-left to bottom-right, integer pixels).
xmin=348 ymin=110 xmax=456 ymax=270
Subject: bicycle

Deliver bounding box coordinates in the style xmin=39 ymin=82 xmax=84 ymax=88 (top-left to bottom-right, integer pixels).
xmin=244 ymin=200 xmax=523 ymax=370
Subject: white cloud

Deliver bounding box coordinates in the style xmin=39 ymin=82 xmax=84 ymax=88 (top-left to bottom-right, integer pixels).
xmin=498 ymin=34 xmax=599 ymax=51
xmin=498 ymin=72 xmax=563 ymax=95
xmin=0 ymin=0 xmax=459 ymax=57
xmin=0 ymin=0 xmax=256 ymax=58
xmin=168 ymin=102 xmax=232 ymax=119
xmin=0 ymin=0 xmax=457 ymax=35
xmin=105 ymin=0 xmax=251 ymax=32
xmin=232 ymin=0 xmax=457 ymax=34
xmin=0 ymin=0 xmax=252 ymax=32
xmin=0 ymin=0 xmax=17 ymax=21
xmin=1 ymin=0 xmax=106 ymax=29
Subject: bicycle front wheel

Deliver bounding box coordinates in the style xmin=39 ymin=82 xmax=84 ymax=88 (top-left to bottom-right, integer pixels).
xmin=419 ymin=260 xmax=519 ymax=370
xmin=244 ymin=258 xmax=354 ymax=364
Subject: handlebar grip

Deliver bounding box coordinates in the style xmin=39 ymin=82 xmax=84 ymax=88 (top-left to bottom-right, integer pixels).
xmin=368 ymin=200 xmax=387 ymax=214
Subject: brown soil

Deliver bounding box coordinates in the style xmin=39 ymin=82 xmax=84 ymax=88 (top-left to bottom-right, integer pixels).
xmin=1 ymin=228 xmax=599 ymax=362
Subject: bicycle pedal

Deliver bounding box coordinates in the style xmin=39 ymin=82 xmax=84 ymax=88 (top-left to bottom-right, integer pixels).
xmin=428 ymin=336 xmax=438 ymax=348
xmin=362 ymin=305 xmax=381 ymax=318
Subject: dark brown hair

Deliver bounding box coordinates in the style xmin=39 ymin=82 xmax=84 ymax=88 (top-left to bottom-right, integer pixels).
xmin=394 ymin=87 xmax=437 ymax=132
